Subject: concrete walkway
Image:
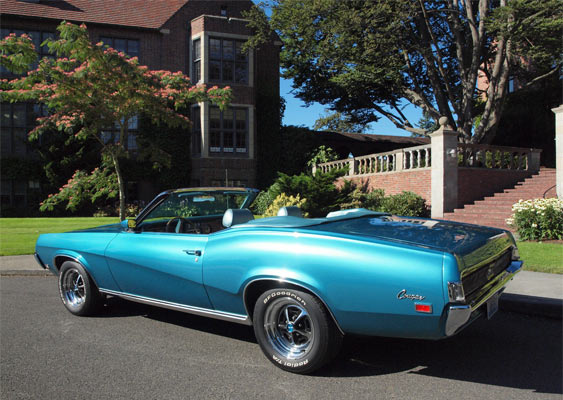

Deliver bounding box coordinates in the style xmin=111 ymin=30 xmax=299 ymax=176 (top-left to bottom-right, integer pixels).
xmin=1 ymin=254 xmax=562 ymax=319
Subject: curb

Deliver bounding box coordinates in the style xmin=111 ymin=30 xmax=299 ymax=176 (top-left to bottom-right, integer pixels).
xmin=500 ymin=294 xmax=563 ymax=320
xmin=1 ymin=270 xmax=53 ymax=277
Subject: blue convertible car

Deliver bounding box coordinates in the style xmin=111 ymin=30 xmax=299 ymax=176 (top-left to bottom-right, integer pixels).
xmin=35 ymin=187 xmax=523 ymax=373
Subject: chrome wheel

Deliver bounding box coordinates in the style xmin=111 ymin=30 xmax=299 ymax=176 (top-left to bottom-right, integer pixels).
xmin=253 ymin=288 xmax=342 ymax=373
xmin=264 ymin=300 xmax=314 ymax=359
xmin=58 ymin=261 xmax=102 ymax=316
xmin=61 ymin=268 xmax=86 ymax=309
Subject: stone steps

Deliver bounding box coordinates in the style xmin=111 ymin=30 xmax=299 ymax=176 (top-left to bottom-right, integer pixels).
xmin=443 ymin=168 xmax=557 ymax=231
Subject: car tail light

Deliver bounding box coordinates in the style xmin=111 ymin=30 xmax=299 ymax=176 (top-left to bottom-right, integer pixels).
xmin=448 ymin=281 xmax=465 ymax=303
xmin=415 ymin=303 xmax=433 ymax=313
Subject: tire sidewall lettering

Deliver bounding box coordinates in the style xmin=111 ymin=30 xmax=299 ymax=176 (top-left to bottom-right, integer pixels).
xmin=262 ymin=290 xmax=306 ymax=306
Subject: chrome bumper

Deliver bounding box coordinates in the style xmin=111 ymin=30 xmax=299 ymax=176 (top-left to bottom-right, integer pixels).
xmin=445 ymin=260 xmax=523 ymax=336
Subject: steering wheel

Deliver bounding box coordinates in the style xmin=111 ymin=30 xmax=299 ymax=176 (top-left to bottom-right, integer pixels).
xmin=165 ymin=217 xmax=188 ymax=233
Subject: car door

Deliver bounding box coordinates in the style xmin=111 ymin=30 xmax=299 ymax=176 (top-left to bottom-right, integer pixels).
xmin=104 ymin=230 xmax=211 ymax=309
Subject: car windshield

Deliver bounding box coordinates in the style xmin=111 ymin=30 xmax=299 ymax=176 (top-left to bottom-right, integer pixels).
xmin=142 ymin=190 xmax=252 ymax=221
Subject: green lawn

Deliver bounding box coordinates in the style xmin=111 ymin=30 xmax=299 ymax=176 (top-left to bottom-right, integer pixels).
xmin=0 ymin=217 xmax=119 ymax=256
xmin=517 ymin=241 xmax=563 ymax=274
xmin=1 ymin=218 xmax=561 ymax=274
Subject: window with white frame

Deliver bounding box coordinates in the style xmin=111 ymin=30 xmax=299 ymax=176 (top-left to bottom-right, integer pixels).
xmin=209 ymin=106 xmax=248 ymax=155
xmin=192 ymin=38 xmax=201 ymax=83
xmin=209 ymin=37 xmax=248 ymax=84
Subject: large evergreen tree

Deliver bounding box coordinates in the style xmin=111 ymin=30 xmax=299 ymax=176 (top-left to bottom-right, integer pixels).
xmin=245 ymin=0 xmax=562 ymax=143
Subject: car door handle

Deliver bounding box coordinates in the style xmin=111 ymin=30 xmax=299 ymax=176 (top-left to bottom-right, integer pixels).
xmin=184 ymin=249 xmax=202 ymax=256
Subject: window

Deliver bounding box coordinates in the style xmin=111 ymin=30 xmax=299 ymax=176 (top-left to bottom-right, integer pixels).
xmin=1 ymin=29 xmax=55 ymax=76
xmin=0 ymin=102 xmax=47 ymax=156
xmin=192 ymin=38 xmax=201 ymax=83
xmin=99 ymin=36 xmax=140 ymax=58
xmin=1 ymin=179 xmax=32 ymax=207
xmin=101 ymin=115 xmax=138 ymax=151
xmin=209 ymin=38 xmax=248 ymax=84
xmin=191 ymin=106 xmax=201 ymax=156
xmin=209 ymin=107 xmax=248 ymax=155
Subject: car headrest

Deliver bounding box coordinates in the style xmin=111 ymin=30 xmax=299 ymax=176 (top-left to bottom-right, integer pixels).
xmin=277 ymin=206 xmax=303 ymax=218
xmin=222 ymin=208 xmax=254 ymax=228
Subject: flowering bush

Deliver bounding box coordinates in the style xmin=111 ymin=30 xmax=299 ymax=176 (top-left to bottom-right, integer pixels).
xmin=264 ymin=193 xmax=307 ymax=217
xmin=506 ymin=198 xmax=563 ymax=240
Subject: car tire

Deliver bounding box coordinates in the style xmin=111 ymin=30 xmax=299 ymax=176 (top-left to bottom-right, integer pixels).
xmin=253 ymin=288 xmax=342 ymax=374
xmin=58 ymin=261 xmax=103 ymax=316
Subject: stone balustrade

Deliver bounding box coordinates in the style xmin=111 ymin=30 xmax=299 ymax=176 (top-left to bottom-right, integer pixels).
xmin=317 ymin=143 xmax=540 ymax=177
xmin=316 ymin=144 xmax=432 ymax=177
xmin=315 ymin=115 xmax=547 ymax=217
xmin=457 ymin=143 xmax=540 ymax=170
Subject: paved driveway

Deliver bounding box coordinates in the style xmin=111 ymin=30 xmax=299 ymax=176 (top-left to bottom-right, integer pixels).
xmin=1 ymin=276 xmax=561 ymax=400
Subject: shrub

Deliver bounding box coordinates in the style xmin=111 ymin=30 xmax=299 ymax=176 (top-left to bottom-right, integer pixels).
xmin=268 ymin=169 xmax=354 ymax=217
xmin=251 ymin=190 xmax=275 ymax=215
xmin=507 ymin=198 xmax=563 ymax=240
xmin=263 ymin=193 xmax=307 ymax=217
xmin=380 ymin=191 xmax=429 ymax=217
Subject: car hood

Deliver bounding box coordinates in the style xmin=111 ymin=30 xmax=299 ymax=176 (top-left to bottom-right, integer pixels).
xmin=307 ymin=215 xmax=515 ymax=270
xmin=70 ymin=222 xmax=126 ymax=233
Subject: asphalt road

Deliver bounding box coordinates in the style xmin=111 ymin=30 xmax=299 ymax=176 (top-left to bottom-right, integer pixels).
xmin=1 ymin=276 xmax=561 ymax=400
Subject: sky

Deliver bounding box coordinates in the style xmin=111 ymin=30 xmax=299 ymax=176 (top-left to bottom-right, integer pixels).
xmin=279 ymin=78 xmax=423 ymax=137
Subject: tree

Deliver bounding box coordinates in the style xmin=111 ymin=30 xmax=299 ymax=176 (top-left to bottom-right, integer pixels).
xmin=0 ymin=22 xmax=232 ymax=219
xmin=245 ymin=0 xmax=562 ymax=143
xmin=313 ymin=111 xmax=368 ymax=133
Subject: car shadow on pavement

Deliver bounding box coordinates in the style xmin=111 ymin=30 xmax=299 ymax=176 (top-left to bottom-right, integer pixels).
xmin=97 ymin=297 xmax=562 ymax=394
xmin=102 ymin=295 xmax=257 ymax=343
xmin=319 ymin=311 xmax=562 ymax=395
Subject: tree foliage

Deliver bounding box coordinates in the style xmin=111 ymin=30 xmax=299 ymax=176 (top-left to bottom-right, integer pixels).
xmin=245 ymin=0 xmax=562 ymax=143
xmin=0 ymin=22 xmax=232 ymax=219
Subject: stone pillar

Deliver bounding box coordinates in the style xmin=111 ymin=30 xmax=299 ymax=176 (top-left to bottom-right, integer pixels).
xmin=349 ymin=158 xmax=356 ymax=176
xmin=552 ymin=105 xmax=563 ymax=198
xmin=527 ymin=149 xmax=542 ymax=173
xmin=430 ymin=117 xmax=459 ymax=218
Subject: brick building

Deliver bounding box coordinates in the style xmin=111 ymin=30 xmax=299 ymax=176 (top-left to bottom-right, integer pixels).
xmin=0 ymin=0 xmax=281 ymax=211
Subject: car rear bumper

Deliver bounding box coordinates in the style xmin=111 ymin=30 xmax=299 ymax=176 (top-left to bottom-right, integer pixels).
xmin=445 ymin=260 xmax=523 ymax=336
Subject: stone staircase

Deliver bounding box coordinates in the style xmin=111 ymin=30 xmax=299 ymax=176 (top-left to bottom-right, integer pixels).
xmin=443 ymin=168 xmax=557 ymax=231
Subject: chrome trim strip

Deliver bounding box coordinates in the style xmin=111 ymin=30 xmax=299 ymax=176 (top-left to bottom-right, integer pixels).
xmin=34 ymin=253 xmax=47 ymax=270
xmin=242 ymin=278 xmax=346 ymax=335
xmin=99 ymin=289 xmax=251 ymax=325
xmin=445 ymin=260 xmax=523 ymax=336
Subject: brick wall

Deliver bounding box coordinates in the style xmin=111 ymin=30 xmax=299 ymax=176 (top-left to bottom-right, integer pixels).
xmin=457 ymin=168 xmax=533 ymax=206
xmin=191 ymin=157 xmax=257 ymax=186
xmin=338 ymin=169 xmax=432 ymax=205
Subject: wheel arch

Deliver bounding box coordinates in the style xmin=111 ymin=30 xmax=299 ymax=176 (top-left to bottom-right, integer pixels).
xmin=242 ymin=278 xmax=345 ymax=335
xmin=53 ymin=254 xmax=101 ymax=290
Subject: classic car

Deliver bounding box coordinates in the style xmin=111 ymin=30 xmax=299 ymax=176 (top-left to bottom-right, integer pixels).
xmin=35 ymin=187 xmax=523 ymax=374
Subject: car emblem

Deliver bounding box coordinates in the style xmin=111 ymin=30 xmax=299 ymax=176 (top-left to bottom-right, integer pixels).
xmin=397 ymin=289 xmax=425 ymax=301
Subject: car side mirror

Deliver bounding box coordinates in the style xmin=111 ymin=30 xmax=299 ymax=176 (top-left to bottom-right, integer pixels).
xmin=121 ymin=219 xmax=137 ymax=230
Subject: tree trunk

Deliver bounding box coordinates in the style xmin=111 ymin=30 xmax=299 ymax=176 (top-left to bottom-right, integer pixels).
xmin=111 ymin=153 xmax=126 ymax=221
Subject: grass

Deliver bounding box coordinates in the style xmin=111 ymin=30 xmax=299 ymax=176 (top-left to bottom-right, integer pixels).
xmin=1 ymin=218 xmax=561 ymax=274
xmin=517 ymin=241 xmax=563 ymax=274
xmin=0 ymin=217 xmax=119 ymax=256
